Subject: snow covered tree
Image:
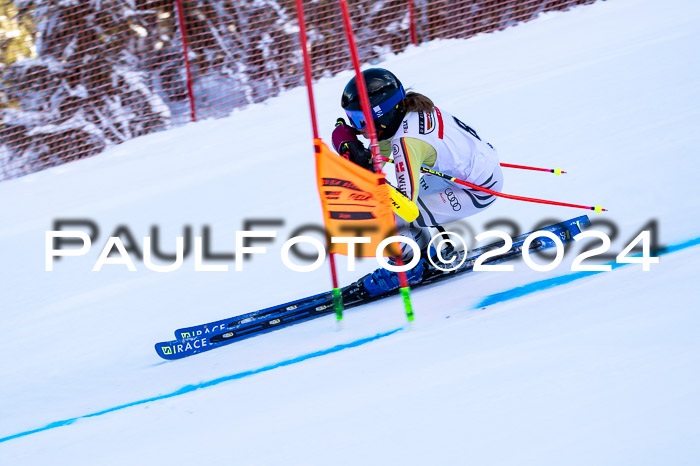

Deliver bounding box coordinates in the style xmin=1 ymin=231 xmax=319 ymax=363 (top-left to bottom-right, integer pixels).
xmin=0 ymin=2 xmax=35 ymax=66
xmin=1 ymin=0 xmax=171 ymax=175
xmin=176 ymin=0 xmax=303 ymax=109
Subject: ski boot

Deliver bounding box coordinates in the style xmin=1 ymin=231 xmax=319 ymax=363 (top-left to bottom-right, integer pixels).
xmin=357 ymin=243 xmax=457 ymax=297
xmin=361 ymin=258 xmax=425 ymax=297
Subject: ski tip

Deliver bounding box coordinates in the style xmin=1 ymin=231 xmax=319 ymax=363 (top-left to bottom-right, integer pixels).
xmin=154 ymin=342 xmax=177 ymax=360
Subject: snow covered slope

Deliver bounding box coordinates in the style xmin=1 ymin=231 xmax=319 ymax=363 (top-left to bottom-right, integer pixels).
xmin=1 ymin=0 xmax=699 ymax=464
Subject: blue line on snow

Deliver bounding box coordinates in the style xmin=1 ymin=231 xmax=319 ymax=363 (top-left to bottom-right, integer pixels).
xmin=475 ymin=236 xmax=700 ymax=308
xmin=0 ymin=328 xmax=403 ymax=444
xmin=3 ymin=236 xmax=699 ymax=444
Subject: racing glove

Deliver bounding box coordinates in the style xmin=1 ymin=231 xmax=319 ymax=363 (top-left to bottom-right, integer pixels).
xmin=331 ymin=118 xmax=374 ymax=172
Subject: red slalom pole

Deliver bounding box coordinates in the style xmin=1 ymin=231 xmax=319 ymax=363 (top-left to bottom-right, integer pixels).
xmin=174 ymin=0 xmax=196 ymax=122
xmin=296 ymin=0 xmax=344 ymax=321
xmin=338 ymin=0 xmax=382 ymax=173
xmin=407 ymin=0 xmax=418 ymax=46
xmin=500 ymin=163 xmax=566 ymax=175
xmin=296 ymin=0 xmax=319 ymax=140
xmin=339 ymin=0 xmax=414 ymax=321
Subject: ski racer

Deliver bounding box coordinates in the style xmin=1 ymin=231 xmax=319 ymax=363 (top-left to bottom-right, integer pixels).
xmin=331 ymin=68 xmax=504 ymax=296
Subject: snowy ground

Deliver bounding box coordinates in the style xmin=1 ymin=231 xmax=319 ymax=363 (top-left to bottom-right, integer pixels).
xmin=1 ymin=0 xmax=699 ymax=464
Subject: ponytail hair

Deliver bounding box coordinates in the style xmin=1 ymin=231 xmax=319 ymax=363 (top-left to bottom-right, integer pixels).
xmin=403 ymin=91 xmax=434 ymax=113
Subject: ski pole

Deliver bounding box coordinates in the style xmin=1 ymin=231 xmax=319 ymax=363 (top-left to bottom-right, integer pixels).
xmin=380 ymin=157 xmax=606 ymax=213
xmin=423 ymin=165 xmax=606 ymax=213
xmin=500 ymin=163 xmax=565 ymax=175
xmin=383 ymin=157 xmax=564 ymax=175
xmin=382 ymin=157 xmax=564 ymax=175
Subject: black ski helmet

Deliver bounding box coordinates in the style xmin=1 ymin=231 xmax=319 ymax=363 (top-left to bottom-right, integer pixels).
xmin=341 ymin=68 xmax=406 ymax=140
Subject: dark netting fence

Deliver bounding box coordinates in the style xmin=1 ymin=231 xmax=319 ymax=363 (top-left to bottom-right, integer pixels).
xmin=0 ymin=0 xmax=595 ymax=180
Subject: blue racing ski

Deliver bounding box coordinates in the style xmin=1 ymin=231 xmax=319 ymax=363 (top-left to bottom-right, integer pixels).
xmin=155 ymin=215 xmax=589 ymax=360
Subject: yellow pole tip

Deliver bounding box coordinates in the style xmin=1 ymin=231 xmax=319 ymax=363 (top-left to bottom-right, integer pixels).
xmin=594 ymin=205 xmax=603 ymax=214
xmin=554 ymin=167 xmax=562 ymax=176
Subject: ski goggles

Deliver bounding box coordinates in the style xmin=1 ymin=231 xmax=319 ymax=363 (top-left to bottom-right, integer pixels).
xmin=344 ymin=86 xmax=406 ymax=130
